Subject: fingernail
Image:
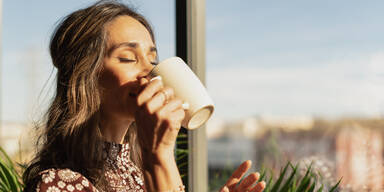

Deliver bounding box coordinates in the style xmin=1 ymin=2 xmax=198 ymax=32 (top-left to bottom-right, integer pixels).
xmin=139 ymin=78 xmax=149 ymax=86
xmin=150 ymin=75 xmax=162 ymax=82
xmin=182 ymin=102 xmax=190 ymax=110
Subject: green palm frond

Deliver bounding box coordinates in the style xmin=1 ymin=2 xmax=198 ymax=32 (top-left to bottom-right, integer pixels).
xmin=0 ymin=147 xmax=24 ymax=192
xmin=260 ymin=162 xmax=341 ymax=192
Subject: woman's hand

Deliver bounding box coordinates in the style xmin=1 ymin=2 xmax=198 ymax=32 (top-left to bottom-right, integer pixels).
xmin=220 ymin=160 xmax=266 ymax=192
xmin=134 ymin=76 xmax=185 ymax=191
xmin=134 ymin=76 xmax=185 ymax=158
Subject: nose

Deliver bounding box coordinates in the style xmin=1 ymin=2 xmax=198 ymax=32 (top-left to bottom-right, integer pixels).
xmin=136 ymin=57 xmax=155 ymax=79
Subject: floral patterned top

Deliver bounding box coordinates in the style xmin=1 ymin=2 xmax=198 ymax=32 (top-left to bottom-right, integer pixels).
xmin=36 ymin=142 xmax=146 ymax=192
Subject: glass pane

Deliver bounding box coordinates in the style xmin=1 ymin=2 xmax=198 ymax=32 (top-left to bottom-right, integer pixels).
xmin=1 ymin=0 xmax=175 ymax=164
xmin=206 ymin=1 xmax=384 ymax=191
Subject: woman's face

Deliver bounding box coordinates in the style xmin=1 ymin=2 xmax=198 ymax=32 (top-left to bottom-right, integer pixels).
xmin=100 ymin=16 xmax=157 ymax=120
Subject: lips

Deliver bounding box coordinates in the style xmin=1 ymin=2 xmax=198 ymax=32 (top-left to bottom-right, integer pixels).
xmin=128 ymin=92 xmax=138 ymax=97
xmin=128 ymin=78 xmax=149 ymax=98
xmin=127 ymin=80 xmax=142 ymax=98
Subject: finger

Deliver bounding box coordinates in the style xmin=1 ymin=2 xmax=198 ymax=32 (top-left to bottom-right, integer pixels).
xmin=137 ymin=76 xmax=150 ymax=92
xmin=236 ymin=172 xmax=260 ymax=191
xmin=153 ymin=109 xmax=184 ymax=147
xmin=225 ymin=160 xmax=252 ymax=190
xmin=145 ymin=87 xmax=175 ymax=114
xmin=249 ymin=181 xmax=266 ymax=192
xmin=219 ymin=186 xmax=229 ymax=192
xmin=232 ymin=160 xmax=252 ymax=179
xmin=161 ymin=86 xmax=175 ymax=102
xmin=144 ymin=92 xmax=166 ymax=114
xmin=136 ymin=77 xmax=163 ymax=106
xmin=139 ymin=76 xmax=150 ymax=86
xmin=160 ymin=98 xmax=183 ymax=113
xmin=171 ymin=108 xmax=186 ymax=123
xmin=156 ymin=108 xmax=185 ymax=129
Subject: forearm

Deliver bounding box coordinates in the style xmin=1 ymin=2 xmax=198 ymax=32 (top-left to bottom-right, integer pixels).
xmin=142 ymin=152 xmax=184 ymax=192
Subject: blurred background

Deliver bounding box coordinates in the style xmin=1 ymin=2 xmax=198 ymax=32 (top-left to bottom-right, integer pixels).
xmin=1 ymin=0 xmax=384 ymax=191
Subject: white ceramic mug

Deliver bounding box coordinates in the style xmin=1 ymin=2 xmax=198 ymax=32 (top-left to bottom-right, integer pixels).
xmin=149 ymin=57 xmax=214 ymax=130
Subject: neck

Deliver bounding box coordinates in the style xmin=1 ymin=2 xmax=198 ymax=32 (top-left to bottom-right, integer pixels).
xmin=99 ymin=112 xmax=134 ymax=144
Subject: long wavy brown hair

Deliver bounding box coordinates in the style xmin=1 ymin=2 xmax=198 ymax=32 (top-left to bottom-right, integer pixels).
xmin=22 ymin=1 xmax=155 ymax=191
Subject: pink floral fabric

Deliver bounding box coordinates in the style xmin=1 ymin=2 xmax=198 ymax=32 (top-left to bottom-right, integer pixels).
xmin=36 ymin=142 xmax=146 ymax=192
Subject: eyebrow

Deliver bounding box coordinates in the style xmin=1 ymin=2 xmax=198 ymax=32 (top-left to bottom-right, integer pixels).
xmin=107 ymin=42 xmax=157 ymax=56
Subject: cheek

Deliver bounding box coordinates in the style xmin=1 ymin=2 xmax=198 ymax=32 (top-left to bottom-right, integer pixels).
xmin=100 ymin=67 xmax=126 ymax=89
xmin=99 ymin=67 xmax=140 ymax=110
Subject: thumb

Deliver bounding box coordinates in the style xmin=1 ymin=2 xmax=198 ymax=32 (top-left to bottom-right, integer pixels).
xmin=220 ymin=186 xmax=229 ymax=192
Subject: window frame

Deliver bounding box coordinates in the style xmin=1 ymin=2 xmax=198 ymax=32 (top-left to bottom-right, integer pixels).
xmin=176 ymin=0 xmax=207 ymax=191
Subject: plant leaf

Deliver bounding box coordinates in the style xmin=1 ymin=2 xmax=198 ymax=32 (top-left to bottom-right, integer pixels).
xmin=317 ymin=184 xmax=324 ymax=192
xmin=270 ymin=162 xmax=290 ymax=192
xmin=0 ymin=161 xmax=18 ymax=191
xmin=329 ymin=178 xmax=342 ymax=192
xmin=279 ymin=163 xmax=298 ymax=192
xmin=297 ymin=165 xmax=313 ymax=192
xmin=0 ymin=147 xmax=14 ymax=168
xmin=308 ymin=181 xmax=316 ymax=192
xmin=0 ymin=162 xmax=11 ymax=190
xmin=259 ymin=169 xmax=266 ymax=182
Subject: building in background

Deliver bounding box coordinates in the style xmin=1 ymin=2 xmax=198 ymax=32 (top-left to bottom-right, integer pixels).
xmin=207 ymin=116 xmax=384 ymax=191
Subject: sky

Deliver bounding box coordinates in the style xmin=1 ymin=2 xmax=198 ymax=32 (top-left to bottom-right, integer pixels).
xmin=1 ymin=0 xmax=384 ymax=123
xmin=205 ymin=0 xmax=384 ymax=119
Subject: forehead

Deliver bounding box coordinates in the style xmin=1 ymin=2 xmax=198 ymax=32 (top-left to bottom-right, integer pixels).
xmin=105 ymin=15 xmax=154 ymax=47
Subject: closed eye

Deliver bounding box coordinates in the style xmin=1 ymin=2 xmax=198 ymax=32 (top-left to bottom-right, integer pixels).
xmin=119 ymin=58 xmax=136 ymax=63
xmin=118 ymin=57 xmax=158 ymax=65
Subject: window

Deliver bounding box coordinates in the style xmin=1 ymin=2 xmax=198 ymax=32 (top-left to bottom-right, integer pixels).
xmin=206 ymin=1 xmax=384 ymax=191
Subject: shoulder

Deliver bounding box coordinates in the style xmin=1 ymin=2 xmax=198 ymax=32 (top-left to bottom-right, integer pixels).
xmin=36 ymin=168 xmax=98 ymax=192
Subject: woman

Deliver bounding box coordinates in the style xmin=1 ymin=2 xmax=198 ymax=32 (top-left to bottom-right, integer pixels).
xmin=22 ymin=1 xmax=266 ymax=192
